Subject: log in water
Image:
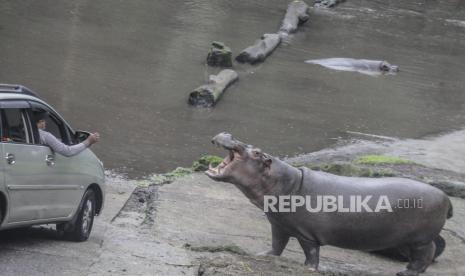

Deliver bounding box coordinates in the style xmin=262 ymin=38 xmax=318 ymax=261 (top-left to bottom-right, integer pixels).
xmin=188 ymin=69 xmax=239 ymax=107
xmin=314 ymin=0 xmax=346 ymax=9
xmin=236 ymin=1 xmax=310 ymax=64
xmin=279 ymin=0 xmax=310 ymax=34
xmin=207 ymin=41 xmax=233 ymax=67
xmin=235 ymin=33 xmax=281 ymax=64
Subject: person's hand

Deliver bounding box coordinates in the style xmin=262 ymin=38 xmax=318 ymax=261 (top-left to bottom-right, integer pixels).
xmin=86 ymin=132 xmax=100 ymax=146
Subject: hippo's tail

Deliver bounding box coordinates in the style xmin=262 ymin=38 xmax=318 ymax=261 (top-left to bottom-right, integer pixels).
xmin=433 ymin=235 xmax=446 ymax=260
xmin=447 ymin=198 xmax=453 ymax=219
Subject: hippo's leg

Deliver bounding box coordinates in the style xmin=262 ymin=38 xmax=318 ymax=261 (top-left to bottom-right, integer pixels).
xmin=397 ymin=241 xmax=436 ymax=276
xmin=267 ymin=223 xmax=290 ymax=256
xmin=298 ymin=239 xmax=320 ymax=271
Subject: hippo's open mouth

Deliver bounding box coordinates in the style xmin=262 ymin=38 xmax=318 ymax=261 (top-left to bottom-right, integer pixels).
xmin=205 ymin=132 xmax=245 ymax=179
xmin=206 ymin=148 xmax=237 ymax=177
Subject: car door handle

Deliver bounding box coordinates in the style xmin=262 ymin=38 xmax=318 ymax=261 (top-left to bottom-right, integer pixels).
xmin=5 ymin=153 xmax=15 ymax=165
xmin=46 ymin=155 xmax=55 ymax=166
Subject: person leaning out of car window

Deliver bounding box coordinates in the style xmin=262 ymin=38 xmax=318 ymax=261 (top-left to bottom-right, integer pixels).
xmin=34 ymin=110 xmax=100 ymax=157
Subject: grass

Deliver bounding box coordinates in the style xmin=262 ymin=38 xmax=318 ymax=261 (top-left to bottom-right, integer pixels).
xmin=192 ymin=155 xmax=223 ymax=171
xmin=164 ymin=167 xmax=193 ymax=177
xmin=141 ymin=155 xmax=223 ymax=187
xmin=355 ymin=155 xmax=415 ymax=165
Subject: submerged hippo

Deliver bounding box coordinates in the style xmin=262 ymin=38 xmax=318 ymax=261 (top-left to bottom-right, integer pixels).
xmin=206 ymin=133 xmax=453 ymax=276
xmin=305 ymin=58 xmax=399 ymax=76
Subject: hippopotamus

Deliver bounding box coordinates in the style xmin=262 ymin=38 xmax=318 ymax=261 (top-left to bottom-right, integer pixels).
xmin=205 ymin=133 xmax=453 ymax=276
xmin=305 ymin=58 xmax=399 ymax=76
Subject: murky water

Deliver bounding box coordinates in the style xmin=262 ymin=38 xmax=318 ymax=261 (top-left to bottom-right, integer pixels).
xmin=1 ymin=0 xmax=464 ymax=177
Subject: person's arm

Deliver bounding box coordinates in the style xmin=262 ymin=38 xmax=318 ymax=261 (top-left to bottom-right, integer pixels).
xmin=40 ymin=130 xmax=99 ymax=157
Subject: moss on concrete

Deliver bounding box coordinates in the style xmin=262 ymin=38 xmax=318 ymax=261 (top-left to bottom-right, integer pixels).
xmin=184 ymin=243 xmax=247 ymax=255
xmin=355 ymin=155 xmax=415 ymax=165
xmin=142 ymin=155 xmax=223 ymax=187
xmin=144 ymin=167 xmax=193 ymax=186
xmin=192 ymin=155 xmax=223 ymax=171
xmin=165 ymin=167 xmax=193 ymax=177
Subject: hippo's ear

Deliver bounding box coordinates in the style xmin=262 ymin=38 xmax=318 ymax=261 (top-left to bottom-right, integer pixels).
xmin=264 ymin=157 xmax=272 ymax=168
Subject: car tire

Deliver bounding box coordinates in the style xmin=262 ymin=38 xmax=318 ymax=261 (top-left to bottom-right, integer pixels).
xmin=58 ymin=189 xmax=96 ymax=242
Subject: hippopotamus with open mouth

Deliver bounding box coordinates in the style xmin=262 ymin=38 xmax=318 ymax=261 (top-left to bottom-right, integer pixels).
xmin=305 ymin=58 xmax=399 ymax=76
xmin=205 ymin=133 xmax=453 ymax=276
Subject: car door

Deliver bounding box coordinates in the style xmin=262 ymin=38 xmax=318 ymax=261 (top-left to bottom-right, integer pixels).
xmin=2 ymin=101 xmax=82 ymax=224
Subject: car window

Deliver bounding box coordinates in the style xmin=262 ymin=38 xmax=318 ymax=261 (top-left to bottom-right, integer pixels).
xmin=66 ymin=126 xmax=77 ymax=145
xmin=1 ymin=109 xmax=31 ymax=144
xmin=30 ymin=105 xmax=71 ymax=146
xmin=44 ymin=113 xmax=64 ymax=142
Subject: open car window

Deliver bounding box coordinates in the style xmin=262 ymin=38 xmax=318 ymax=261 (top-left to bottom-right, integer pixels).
xmin=44 ymin=112 xmax=64 ymax=142
xmin=29 ymin=102 xmax=72 ymax=146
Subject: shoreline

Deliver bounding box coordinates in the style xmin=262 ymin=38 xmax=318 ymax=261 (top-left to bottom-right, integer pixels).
xmin=106 ymin=127 xmax=465 ymax=182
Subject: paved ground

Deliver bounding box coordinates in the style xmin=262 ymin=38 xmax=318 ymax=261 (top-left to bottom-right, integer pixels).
xmin=0 ymin=174 xmax=136 ymax=276
xmin=1 ymin=171 xmax=464 ymax=276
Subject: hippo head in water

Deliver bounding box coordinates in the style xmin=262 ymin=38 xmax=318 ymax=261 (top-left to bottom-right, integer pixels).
xmin=379 ymin=61 xmax=399 ymax=73
xmin=205 ymin=132 xmax=301 ymax=206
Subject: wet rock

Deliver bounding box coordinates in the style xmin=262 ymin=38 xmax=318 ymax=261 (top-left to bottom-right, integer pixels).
xmin=279 ymin=0 xmax=310 ymax=34
xmin=206 ymin=41 xmax=232 ymax=67
xmin=184 ymin=243 xmax=248 ymax=255
xmin=197 ymin=264 xmax=205 ymax=276
xmin=188 ymin=69 xmax=238 ymax=107
xmin=235 ymin=34 xmax=281 ymax=64
xmin=115 ymin=185 xmax=159 ymax=226
xmin=314 ymin=0 xmax=346 ymax=8
xmin=197 ymin=255 xmax=321 ymax=276
xmin=428 ymin=181 xmax=465 ymax=199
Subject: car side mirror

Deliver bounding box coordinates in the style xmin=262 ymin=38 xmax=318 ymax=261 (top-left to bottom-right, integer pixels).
xmin=75 ymin=130 xmax=91 ymax=143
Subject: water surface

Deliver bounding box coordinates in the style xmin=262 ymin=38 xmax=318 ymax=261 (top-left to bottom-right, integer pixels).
xmin=1 ymin=0 xmax=464 ymax=177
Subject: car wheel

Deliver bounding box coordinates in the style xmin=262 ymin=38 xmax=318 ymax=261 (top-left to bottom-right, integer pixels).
xmin=58 ymin=189 xmax=96 ymax=242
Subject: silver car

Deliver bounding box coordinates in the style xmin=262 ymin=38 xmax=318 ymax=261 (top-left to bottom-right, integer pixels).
xmin=0 ymin=84 xmax=105 ymax=241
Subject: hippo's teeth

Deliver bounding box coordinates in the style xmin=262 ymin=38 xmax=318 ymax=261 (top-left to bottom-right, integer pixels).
xmin=209 ymin=163 xmax=214 ymax=170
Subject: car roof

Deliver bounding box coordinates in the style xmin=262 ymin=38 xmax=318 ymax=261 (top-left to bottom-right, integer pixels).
xmin=0 ymin=83 xmax=39 ymax=99
xmin=0 ymin=84 xmax=74 ymax=131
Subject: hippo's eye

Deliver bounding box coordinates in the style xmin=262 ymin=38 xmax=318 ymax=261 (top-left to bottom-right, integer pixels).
xmin=253 ymin=150 xmax=261 ymax=156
